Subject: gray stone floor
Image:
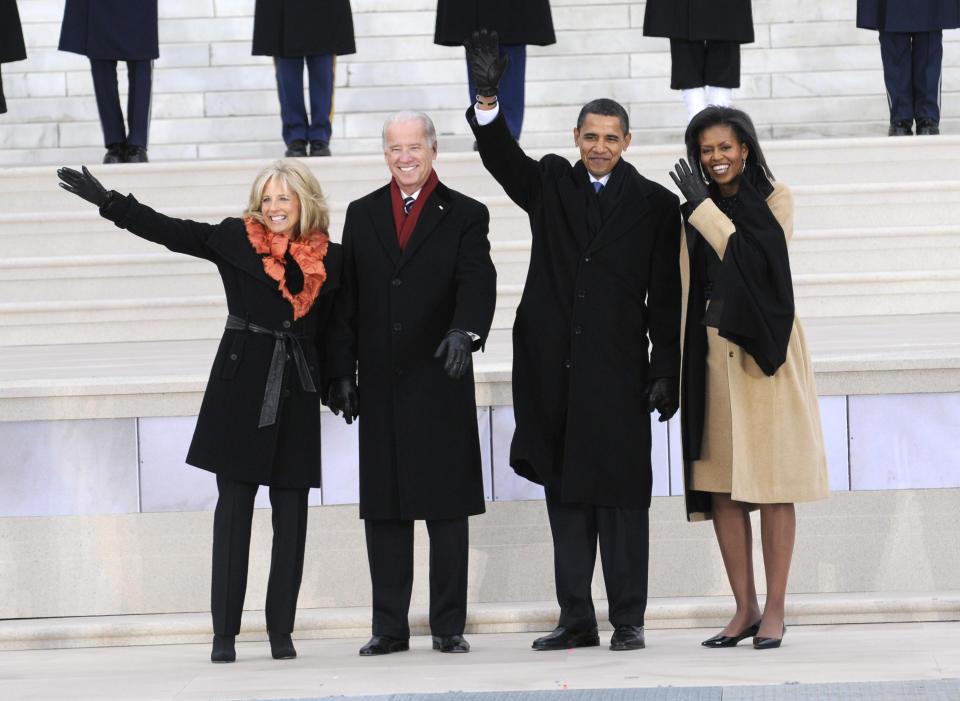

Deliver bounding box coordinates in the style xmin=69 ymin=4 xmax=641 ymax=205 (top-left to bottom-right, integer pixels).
xmin=1 ymin=621 xmax=958 ymax=700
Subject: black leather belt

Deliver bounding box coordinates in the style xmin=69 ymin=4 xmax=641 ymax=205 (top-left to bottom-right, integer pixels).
xmin=224 ymin=314 xmax=316 ymax=428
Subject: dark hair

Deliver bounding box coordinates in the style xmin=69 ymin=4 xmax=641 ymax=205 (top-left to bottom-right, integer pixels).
xmin=684 ymin=106 xmax=774 ymax=181
xmin=577 ymin=98 xmax=630 ymax=136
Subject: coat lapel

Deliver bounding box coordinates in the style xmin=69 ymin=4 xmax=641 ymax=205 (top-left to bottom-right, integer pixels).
xmin=587 ymin=163 xmax=648 ymax=253
xmin=397 ymin=182 xmax=451 ymax=268
xmin=368 ymin=186 xmax=403 ymax=267
xmin=560 ymin=163 xmax=593 ymax=251
xmin=208 ymin=219 xmax=283 ymax=290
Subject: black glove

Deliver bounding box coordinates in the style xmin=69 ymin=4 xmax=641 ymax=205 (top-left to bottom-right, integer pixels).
xmin=646 ymin=376 xmax=679 ymax=423
xmin=668 ymin=159 xmax=709 ymax=209
xmin=433 ymin=330 xmax=473 ymax=380
xmin=326 ymin=376 xmax=359 ymax=425
xmin=464 ymin=29 xmax=508 ymax=98
xmin=57 ymin=165 xmax=109 ymax=207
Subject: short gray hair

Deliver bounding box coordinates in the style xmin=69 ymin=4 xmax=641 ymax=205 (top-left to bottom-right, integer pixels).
xmin=381 ymin=110 xmax=437 ymax=151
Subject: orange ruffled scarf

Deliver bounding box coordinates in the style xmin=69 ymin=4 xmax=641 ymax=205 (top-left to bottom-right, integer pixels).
xmin=244 ymin=217 xmax=329 ymax=320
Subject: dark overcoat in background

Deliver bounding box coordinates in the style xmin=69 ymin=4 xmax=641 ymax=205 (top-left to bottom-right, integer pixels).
xmin=253 ymin=0 xmax=356 ymax=57
xmin=643 ymin=0 xmax=754 ymax=43
xmin=0 ymin=0 xmax=26 ymax=63
xmin=100 ymin=195 xmax=341 ymax=489
xmin=434 ymin=0 xmax=556 ymax=46
xmin=468 ymin=107 xmax=682 ymax=510
xmin=58 ymin=0 xmax=159 ymax=60
xmin=857 ymin=0 xmax=960 ymax=31
xmin=328 ymin=180 xmax=497 ymax=521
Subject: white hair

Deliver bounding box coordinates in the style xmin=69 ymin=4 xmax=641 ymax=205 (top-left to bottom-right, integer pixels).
xmin=381 ymin=110 xmax=437 ymax=151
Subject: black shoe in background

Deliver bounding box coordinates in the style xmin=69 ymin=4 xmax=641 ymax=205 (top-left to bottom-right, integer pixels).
xmin=916 ymin=118 xmax=940 ymax=135
xmin=309 ymin=140 xmax=331 ymax=156
xmin=285 ymin=139 xmax=308 ymax=157
xmin=888 ymin=120 xmax=913 ymax=136
xmin=125 ymin=145 xmax=148 ymax=163
xmin=103 ymin=143 xmax=126 ymax=164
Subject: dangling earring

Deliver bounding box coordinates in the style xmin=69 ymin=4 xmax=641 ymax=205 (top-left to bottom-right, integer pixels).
xmin=741 ymin=158 xmax=747 ymax=174
xmin=700 ymin=162 xmax=712 ymax=183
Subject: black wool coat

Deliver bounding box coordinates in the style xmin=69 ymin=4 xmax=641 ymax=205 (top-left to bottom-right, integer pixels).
xmin=100 ymin=194 xmax=341 ymax=489
xmin=468 ymin=107 xmax=682 ymax=509
xmin=434 ymin=0 xmax=556 ymax=46
xmin=643 ymin=0 xmax=754 ymax=43
xmin=59 ymin=0 xmax=159 ymax=60
xmin=857 ymin=0 xmax=960 ymax=31
xmin=0 ymin=0 xmax=26 ymax=63
xmin=327 ymin=179 xmax=497 ymax=521
xmin=253 ymin=0 xmax=356 ymax=58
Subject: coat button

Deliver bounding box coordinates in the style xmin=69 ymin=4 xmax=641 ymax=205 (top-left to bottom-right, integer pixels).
xmin=729 ymin=351 xmax=734 ymax=358
xmin=577 ymin=289 xmax=586 ymax=298
xmin=574 ymin=325 xmax=582 ymax=335
xmin=229 ymin=353 xmax=238 ymax=360
xmin=584 ymin=256 xmax=591 ymax=263
xmin=283 ymin=389 xmax=290 ymax=398
xmin=563 ymin=360 xmax=572 ymax=369
xmin=395 ymin=367 xmax=404 ymax=376
xmin=392 ymin=322 xmax=402 ymax=332
xmin=282 ymin=320 xmax=291 ymax=328
xmin=392 ymin=278 xmax=402 ymax=287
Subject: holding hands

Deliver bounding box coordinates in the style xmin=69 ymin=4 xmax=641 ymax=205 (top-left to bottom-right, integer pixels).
xmin=57 ymin=166 xmax=109 ymax=208
xmin=669 ymin=159 xmax=709 ymax=209
xmin=465 ymin=29 xmax=508 ymax=100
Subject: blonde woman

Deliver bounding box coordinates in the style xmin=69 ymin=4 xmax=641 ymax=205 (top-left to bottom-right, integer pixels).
xmin=58 ymin=160 xmax=346 ymax=663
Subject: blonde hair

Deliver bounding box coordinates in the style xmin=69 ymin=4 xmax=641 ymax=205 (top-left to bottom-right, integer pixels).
xmin=243 ymin=158 xmax=329 ymax=240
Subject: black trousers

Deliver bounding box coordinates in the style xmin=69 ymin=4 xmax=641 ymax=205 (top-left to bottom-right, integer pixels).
xmin=669 ymin=38 xmax=740 ymax=90
xmin=364 ymin=517 xmax=469 ymax=639
xmin=879 ymin=30 xmax=942 ymax=123
xmin=89 ymin=58 xmax=153 ymax=148
xmin=211 ymin=475 xmax=309 ymax=636
xmin=544 ymin=484 xmax=649 ymax=630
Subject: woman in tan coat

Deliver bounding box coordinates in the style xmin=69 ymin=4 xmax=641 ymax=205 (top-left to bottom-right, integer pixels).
xmin=669 ymin=107 xmax=828 ymax=650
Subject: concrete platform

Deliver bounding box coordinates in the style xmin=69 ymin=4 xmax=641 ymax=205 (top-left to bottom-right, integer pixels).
xmin=0 ymin=621 xmax=957 ymax=700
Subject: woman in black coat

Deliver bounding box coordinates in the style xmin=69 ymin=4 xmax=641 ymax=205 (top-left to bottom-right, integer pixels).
xmin=434 ymin=0 xmax=555 ymax=140
xmin=57 ymin=159 xmax=342 ymax=664
xmin=643 ymin=0 xmax=754 ymax=122
xmin=253 ymin=0 xmax=356 ymax=157
xmin=857 ymin=0 xmax=960 ymax=134
xmin=0 ymin=0 xmax=27 ymax=114
xmin=58 ymin=0 xmax=158 ymax=163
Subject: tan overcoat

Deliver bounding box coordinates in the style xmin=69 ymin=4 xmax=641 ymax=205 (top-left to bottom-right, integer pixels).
xmin=679 ymin=182 xmax=829 ymax=521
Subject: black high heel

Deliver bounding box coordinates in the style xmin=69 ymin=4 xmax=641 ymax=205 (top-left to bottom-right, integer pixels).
xmin=753 ymin=623 xmax=786 ymax=650
xmin=269 ymin=632 xmax=297 ymax=659
xmin=211 ymin=633 xmax=236 ymax=663
xmin=701 ymin=620 xmax=761 ymax=648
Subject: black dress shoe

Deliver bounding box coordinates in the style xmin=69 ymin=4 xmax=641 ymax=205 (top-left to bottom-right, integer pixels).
xmin=888 ymin=120 xmax=913 ymax=136
xmin=609 ymin=625 xmax=645 ymax=651
xmin=269 ymin=632 xmax=297 ymax=659
xmin=916 ymin=118 xmax=940 ymax=135
xmin=211 ymin=633 xmax=236 ymax=663
xmin=309 ymin=140 xmax=331 ymax=157
xmin=285 ymin=139 xmax=308 ymax=157
xmin=103 ymin=143 xmax=126 ymax=164
xmin=531 ymin=626 xmax=600 ymax=651
xmin=753 ymin=623 xmax=786 ymax=650
xmin=701 ymin=620 xmax=760 ymax=648
xmin=125 ymin=145 xmax=148 ymax=163
xmin=358 ymin=634 xmax=409 ymax=656
xmin=432 ymin=634 xmax=470 ymax=653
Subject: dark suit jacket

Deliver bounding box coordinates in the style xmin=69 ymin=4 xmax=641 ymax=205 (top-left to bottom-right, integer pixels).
xmin=327 ymin=178 xmax=497 ymax=520
xmin=59 ymin=0 xmax=159 ymax=60
xmin=434 ymin=0 xmax=556 ymax=46
xmin=857 ymin=0 xmax=960 ymax=31
xmin=253 ymin=0 xmax=356 ymax=57
xmin=643 ymin=0 xmax=754 ymax=43
xmin=100 ymin=194 xmax=341 ymax=489
xmin=0 ymin=0 xmax=26 ymax=63
xmin=469 ymin=106 xmax=681 ymax=509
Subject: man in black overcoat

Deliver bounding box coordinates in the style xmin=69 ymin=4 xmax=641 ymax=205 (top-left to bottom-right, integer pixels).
xmin=253 ymin=0 xmax=356 ymax=157
xmin=465 ymin=31 xmax=681 ymax=652
xmin=857 ymin=0 xmax=960 ymax=135
xmin=327 ymin=111 xmax=497 ymax=656
xmin=58 ymin=0 xmax=158 ymax=163
xmin=0 ymin=0 xmax=27 ymax=115
xmin=434 ymin=0 xmax=555 ymax=139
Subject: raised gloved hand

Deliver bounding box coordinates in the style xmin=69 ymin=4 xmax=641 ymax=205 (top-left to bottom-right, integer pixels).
xmin=668 ymin=159 xmax=709 ymax=209
xmin=326 ymin=375 xmax=359 ymax=425
xmin=434 ymin=330 xmax=473 ymax=380
xmin=646 ymin=376 xmax=679 ymax=423
xmin=464 ymin=28 xmax=508 ymax=98
xmin=57 ymin=165 xmax=110 ymax=207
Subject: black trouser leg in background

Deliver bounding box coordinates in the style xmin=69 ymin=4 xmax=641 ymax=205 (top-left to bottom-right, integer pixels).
xmin=211 ymin=475 xmax=258 ymax=636
xmin=426 ymin=517 xmax=469 ymax=636
xmin=596 ymin=504 xmax=650 ymax=628
xmin=265 ymin=485 xmax=309 ymax=635
xmin=365 ymin=519 xmax=415 ymax=639
xmin=544 ymin=485 xmax=599 ymax=631
xmin=89 ymin=59 xmax=125 ymax=147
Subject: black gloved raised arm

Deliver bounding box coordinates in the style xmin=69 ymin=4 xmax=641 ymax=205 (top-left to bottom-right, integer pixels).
xmin=326 ymin=375 xmax=359 ymax=425
xmin=669 ymin=159 xmax=709 ymax=210
xmin=433 ymin=330 xmax=473 ymax=380
xmin=464 ymin=28 xmax=508 ymax=98
xmin=57 ymin=165 xmax=112 ymax=208
xmin=646 ymin=376 xmax=679 ymax=423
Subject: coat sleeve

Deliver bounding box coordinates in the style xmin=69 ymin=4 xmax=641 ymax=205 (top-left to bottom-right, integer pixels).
xmin=99 ymin=193 xmax=220 ymax=262
xmin=646 ymin=189 xmax=683 ymax=380
xmin=323 ymin=203 xmax=359 ymax=380
xmin=450 ymin=201 xmax=497 ymax=349
xmin=466 ymin=105 xmax=543 ymax=214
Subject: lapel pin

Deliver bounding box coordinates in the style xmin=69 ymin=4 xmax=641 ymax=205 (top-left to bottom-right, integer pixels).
xmin=438 ymin=204 xmax=444 ymax=210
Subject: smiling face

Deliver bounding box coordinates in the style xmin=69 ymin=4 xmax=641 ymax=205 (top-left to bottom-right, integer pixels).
xmin=384 ymin=119 xmax=437 ymax=196
xmin=574 ymin=113 xmax=632 ymax=179
xmin=698 ymin=124 xmax=750 ymax=197
xmin=260 ymin=176 xmax=301 ymax=238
